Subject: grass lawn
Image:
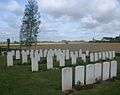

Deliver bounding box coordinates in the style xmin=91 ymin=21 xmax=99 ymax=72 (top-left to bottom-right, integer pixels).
xmin=0 ymin=55 xmax=120 ymax=95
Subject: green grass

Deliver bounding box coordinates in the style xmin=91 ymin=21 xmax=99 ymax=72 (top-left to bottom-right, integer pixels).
xmin=0 ymin=55 xmax=120 ymax=95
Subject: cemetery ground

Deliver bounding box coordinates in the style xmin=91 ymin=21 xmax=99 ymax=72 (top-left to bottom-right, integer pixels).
xmin=1 ymin=43 xmax=120 ymax=53
xmin=0 ymin=54 xmax=120 ymax=95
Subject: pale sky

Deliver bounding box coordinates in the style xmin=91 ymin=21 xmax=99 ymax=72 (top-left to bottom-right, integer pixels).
xmin=0 ymin=0 xmax=120 ymax=42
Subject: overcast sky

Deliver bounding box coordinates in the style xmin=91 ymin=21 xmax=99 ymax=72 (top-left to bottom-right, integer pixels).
xmin=0 ymin=0 xmax=120 ymax=42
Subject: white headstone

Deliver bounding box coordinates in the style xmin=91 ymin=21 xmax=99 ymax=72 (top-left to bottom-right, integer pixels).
xmin=11 ymin=50 xmax=15 ymax=56
xmin=2 ymin=51 xmax=4 ymax=56
xmin=94 ymin=53 xmax=98 ymax=62
xmin=59 ymin=53 xmax=65 ymax=67
xmin=7 ymin=52 xmax=13 ymax=66
xmin=105 ymin=51 xmax=109 ymax=59
xmin=54 ymin=49 xmax=57 ymax=56
xmin=39 ymin=49 xmax=43 ymax=57
xmin=62 ymin=67 xmax=72 ymax=91
xmin=56 ymin=51 xmax=61 ymax=62
xmin=102 ymin=52 xmax=106 ymax=60
xmin=43 ymin=49 xmax=48 ymax=57
xmin=90 ymin=53 xmax=94 ymax=62
xmin=94 ymin=63 xmax=102 ymax=81
xmin=109 ymin=51 xmax=112 ymax=60
xmin=65 ymin=50 xmax=70 ymax=60
xmin=86 ymin=50 xmax=89 ymax=57
xmin=31 ymin=56 xmax=39 ymax=71
xmin=26 ymin=50 xmax=30 ymax=55
xmin=112 ymin=51 xmax=115 ymax=59
xmin=62 ymin=50 xmax=66 ymax=57
xmin=16 ymin=50 xmax=20 ymax=59
xmin=79 ymin=49 xmax=82 ymax=58
xmin=22 ymin=50 xmax=27 ymax=64
xmin=49 ymin=49 xmax=54 ymax=57
xmin=71 ymin=54 xmax=77 ymax=65
xmin=75 ymin=51 xmax=78 ymax=58
xmin=102 ymin=62 xmax=110 ymax=80
xmin=35 ymin=50 xmax=40 ymax=62
xmin=70 ymin=51 xmax=74 ymax=58
xmin=47 ymin=55 xmax=53 ymax=69
xmin=98 ymin=52 xmax=102 ymax=60
xmin=82 ymin=54 xmax=86 ymax=62
xmin=30 ymin=50 xmax=34 ymax=59
xmin=75 ymin=66 xmax=85 ymax=85
xmin=86 ymin=64 xmax=95 ymax=84
xmin=110 ymin=61 xmax=117 ymax=78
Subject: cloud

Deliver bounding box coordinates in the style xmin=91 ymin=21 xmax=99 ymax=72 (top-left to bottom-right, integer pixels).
xmin=38 ymin=0 xmax=120 ymax=29
xmin=1 ymin=0 xmax=120 ymax=41
xmin=95 ymin=20 xmax=120 ymax=33
xmin=81 ymin=15 xmax=99 ymax=29
xmin=0 ymin=26 xmax=20 ymax=42
xmin=38 ymin=0 xmax=91 ymax=19
xmin=0 ymin=0 xmax=24 ymax=16
xmin=38 ymin=0 xmax=120 ymax=19
xmin=1 ymin=13 xmax=22 ymax=28
xmin=0 ymin=11 xmax=22 ymax=42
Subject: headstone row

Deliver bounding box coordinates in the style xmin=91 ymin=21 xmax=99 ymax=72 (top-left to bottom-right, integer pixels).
xmin=62 ymin=61 xmax=117 ymax=91
xmin=90 ymin=51 xmax=115 ymax=62
xmin=6 ymin=50 xmax=116 ymax=71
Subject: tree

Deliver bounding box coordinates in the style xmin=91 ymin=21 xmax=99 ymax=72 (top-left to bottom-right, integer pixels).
xmin=20 ymin=0 xmax=41 ymax=49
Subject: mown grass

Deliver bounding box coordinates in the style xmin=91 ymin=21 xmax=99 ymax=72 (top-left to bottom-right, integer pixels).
xmin=0 ymin=55 xmax=61 ymax=95
xmin=0 ymin=55 xmax=120 ymax=95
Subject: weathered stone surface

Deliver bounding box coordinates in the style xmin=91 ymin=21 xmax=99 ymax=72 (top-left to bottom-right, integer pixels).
xmin=62 ymin=67 xmax=72 ymax=92
xmin=102 ymin=62 xmax=110 ymax=81
xmin=7 ymin=52 xmax=13 ymax=66
xmin=94 ymin=63 xmax=102 ymax=81
xmin=75 ymin=51 xmax=78 ymax=58
xmin=102 ymin=52 xmax=106 ymax=60
xmin=79 ymin=49 xmax=82 ymax=58
xmin=47 ymin=55 xmax=53 ymax=69
xmin=90 ymin=53 xmax=94 ymax=62
xmin=22 ymin=50 xmax=27 ymax=64
xmin=112 ymin=51 xmax=115 ymax=59
xmin=31 ymin=56 xmax=39 ymax=72
xmin=71 ymin=54 xmax=77 ymax=65
xmin=110 ymin=61 xmax=117 ymax=78
xmin=43 ymin=49 xmax=48 ymax=57
xmin=94 ymin=53 xmax=98 ymax=62
xmin=105 ymin=51 xmax=109 ymax=59
xmin=75 ymin=66 xmax=85 ymax=85
xmin=82 ymin=54 xmax=86 ymax=63
xmin=109 ymin=51 xmax=112 ymax=60
xmin=70 ymin=51 xmax=74 ymax=58
xmin=59 ymin=53 xmax=65 ymax=67
xmin=16 ymin=50 xmax=20 ymax=59
xmin=86 ymin=50 xmax=89 ymax=57
xmin=11 ymin=50 xmax=15 ymax=56
xmin=66 ymin=50 xmax=70 ymax=60
xmin=86 ymin=64 xmax=95 ymax=84
xmin=39 ymin=49 xmax=43 ymax=57
xmin=98 ymin=52 xmax=102 ymax=60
